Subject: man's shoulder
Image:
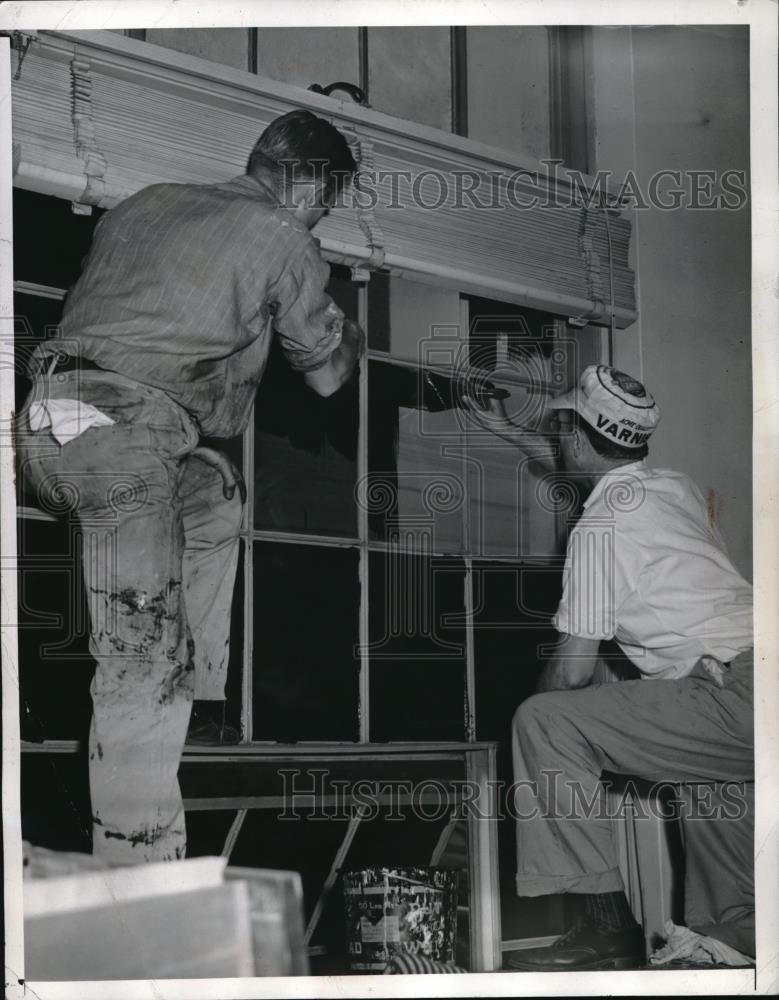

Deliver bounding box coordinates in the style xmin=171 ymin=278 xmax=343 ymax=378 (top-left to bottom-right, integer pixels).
xmin=591 ymin=464 xmax=699 ymax=504
xmin=119 ymin=176 xmax=277 ymax=215
xmin=576 ymin=465 xmax=671 ymax=528
xmin=578 ymin=464 xmax=707 ymax=541
xmin=120 ymin=177 xmax=313 ymax=237
xmin=639 ymin=465 xmax=705 ymax=504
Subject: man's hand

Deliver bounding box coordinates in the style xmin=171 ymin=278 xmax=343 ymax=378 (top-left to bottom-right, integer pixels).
xmin=190 ymin=446 xmax=247 ymax=503
xmin=303 ymin=317 xmax=365 ymax=397
xmin=341 ymin=316 xmax=364 ymax=350
xmin=461 ymin=389 xmax=559 ymax=475
xmin=461 ymin=392 xmax=517 ymax=437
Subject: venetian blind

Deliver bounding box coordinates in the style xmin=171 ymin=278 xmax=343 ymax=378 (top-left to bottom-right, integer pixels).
xmin=10 ymin=29 xmax=636 ymax=328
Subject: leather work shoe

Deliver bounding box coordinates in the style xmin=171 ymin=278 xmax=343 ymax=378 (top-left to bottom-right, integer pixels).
xmin=504 ymin=917 xmax=645 ymax=972
xmin=186 ymin=704 xmax=241 ymax=746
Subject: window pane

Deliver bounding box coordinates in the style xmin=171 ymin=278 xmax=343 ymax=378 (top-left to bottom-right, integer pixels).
xmin=465 ymin=441 xmax=562 ymax=558
xmin=14 ymin=293 xmax=66 ymax=507
xmin=223 ymin=540 xmax=246 ymax=734
xmin=14 ymin=291 xmax=64 ymax=405
xmin=17 ymin=517 xmax=94 ymax=742
xmin=22 ymin=754 xmax=92 ymax=853
xmin=253 ymin=267 xmax=358 ymax=538
xmin=369 ymin=551 xmax=466 ymax=741
xmin=252 ymin=542 xmax=360 ymax=741
xmin=367 ymin=272 xmax=461 ymax=361
xmin=368 ymin=359 xmax=467 ymax=552
xmin=13 ymin=188 xmax=104 ymax=290
xmin=471 ymin=560 xmax=563 ymax=742
xmin=367 ymin=28 xmax=452 ymax=131
xmin=465 ymin=297 xmax=565 ymax=558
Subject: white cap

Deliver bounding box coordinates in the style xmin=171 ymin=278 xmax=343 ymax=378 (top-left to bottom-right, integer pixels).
xmin=547 ymin=365 xmax=660 ymax=449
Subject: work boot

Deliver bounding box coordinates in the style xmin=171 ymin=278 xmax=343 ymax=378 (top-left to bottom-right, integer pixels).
xmin=186 ymin=701 xmax=241 ymax=746
xmin=504 ymin=916 xmax=645 ymax=971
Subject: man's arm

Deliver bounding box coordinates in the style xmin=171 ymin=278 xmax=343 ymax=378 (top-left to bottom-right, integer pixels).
xmin=460 ymin=394 xmax=559 ymax=476
xmin=535 ymin=634 xmax=601 ymax=693
xmin=302 ymin=317 xmax=364 ymax=397
xmin=271 ymin=242 xmax=364 ymax=397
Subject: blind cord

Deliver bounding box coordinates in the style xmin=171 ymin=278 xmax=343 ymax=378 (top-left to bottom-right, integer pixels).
xmin=603 ymin=199 xmax=617 ymax=366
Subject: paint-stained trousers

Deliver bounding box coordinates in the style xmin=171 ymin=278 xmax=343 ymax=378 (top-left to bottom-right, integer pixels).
xmin=512 ymin=650 xmax=755 ymax=956
xmin=18 ymin=371 xmax=242 ymax=865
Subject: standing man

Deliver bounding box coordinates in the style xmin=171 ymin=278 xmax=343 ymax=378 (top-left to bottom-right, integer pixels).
xmin=17 ymin=111 xmax=364 ymax=865
xmin=467 ymin=365 xmax=754 ymax=969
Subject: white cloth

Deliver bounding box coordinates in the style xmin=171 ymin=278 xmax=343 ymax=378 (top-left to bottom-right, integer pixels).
xmin=649 ymin=920 xmax=752 ymax=967
xmin=28 ymin=399 xmax=115 ymax=445
xmin=553 ymin=461 xmax=753 ymax=679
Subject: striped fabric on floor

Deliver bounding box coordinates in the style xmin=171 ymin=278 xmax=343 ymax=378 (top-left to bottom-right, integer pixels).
xmin=383 ymin=954 xmax=468 ymax=974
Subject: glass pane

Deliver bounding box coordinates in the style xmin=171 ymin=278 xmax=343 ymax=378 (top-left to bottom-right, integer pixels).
xmin=13 ymin=291 xmax=64 ymax=405
xmin=223 ymin=540 xmax=246 ymax=734
xmin=367 ymin=27 xmax=452 ymax=131
xmin=367 ymin=359 xmax=467 ymax=552
xmin=368 ymin=551 xmax=466 ymax=741
xmin=253 ymin=267 xmax=358 ymax=538
xmin=465 ymin=297 xmax=567 ymax=558
xmin=367 ymin=270 xmax=390 ymax=352
xmin=466 ymin=295 xmax=557 ymax=371
xmin=17 ymin=517 xmax=95 ymax=742
xmin=22 ymin=754 xmax=92 ymax=853
xmin=367 ymin=272 xmax=461 ymax=361
xmin=465 ymin=440 xmax=562 ymax=558
xmin=252 ymin=542 xmax=360 ymax=741
xmin=471 ymin=560 xmax=564 ymax=743
xmin=17 ymin=520 xmax=247 ymax=741
xmin=14 ymin=293 xmax=67 ymax=507
xmin=13 ymin=188 xmax=104 ymax=290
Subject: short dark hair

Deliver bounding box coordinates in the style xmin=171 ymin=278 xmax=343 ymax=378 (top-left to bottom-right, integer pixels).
xmin=568 ymin=410 xmax=649 ymax=461
xmin=247 ymin=110 xmax=357 ymax=200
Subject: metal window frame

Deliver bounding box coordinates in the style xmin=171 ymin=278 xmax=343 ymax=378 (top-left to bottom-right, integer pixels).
xmin=13 ymin=262 xmax=583 ymax=751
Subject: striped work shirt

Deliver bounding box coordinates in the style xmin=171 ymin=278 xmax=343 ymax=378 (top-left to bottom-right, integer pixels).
xmin=45 ymin=171 xmax=344 ymax=438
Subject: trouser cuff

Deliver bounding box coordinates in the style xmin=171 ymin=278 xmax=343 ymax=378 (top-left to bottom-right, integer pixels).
xmin=516 ymin=867 xmax=624 ymax=896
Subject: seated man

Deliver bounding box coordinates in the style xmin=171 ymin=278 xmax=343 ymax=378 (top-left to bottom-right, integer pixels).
xmin=467 ymin=365 xmax=754 ymax=970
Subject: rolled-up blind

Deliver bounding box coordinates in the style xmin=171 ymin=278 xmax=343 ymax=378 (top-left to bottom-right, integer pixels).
xmin=11 ymin=29 xmax=636 ymax=327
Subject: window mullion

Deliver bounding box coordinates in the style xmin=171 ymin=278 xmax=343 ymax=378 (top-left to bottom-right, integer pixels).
xmin=242 ymin=408 xmax=255 ymax=742
xmin=460 ymin=297 xmax=476 ymax=743
xmin=357 ymin=281 xmax=370 ymax=743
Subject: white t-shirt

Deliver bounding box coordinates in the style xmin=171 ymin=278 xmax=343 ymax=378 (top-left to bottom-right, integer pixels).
xmin=553 ymin=461 xmax=753 ymax=679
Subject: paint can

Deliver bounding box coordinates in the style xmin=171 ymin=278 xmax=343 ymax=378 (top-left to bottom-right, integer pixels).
xmin=342 ymin=866 xmax=458 ymax=971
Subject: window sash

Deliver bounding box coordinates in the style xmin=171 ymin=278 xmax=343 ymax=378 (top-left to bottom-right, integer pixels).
xmin=13 ymin=227 xmax=576 ymax=747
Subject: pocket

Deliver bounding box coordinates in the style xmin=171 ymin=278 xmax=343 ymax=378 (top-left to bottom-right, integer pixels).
xmin=146 ymin=397 xmax=199 ymax=459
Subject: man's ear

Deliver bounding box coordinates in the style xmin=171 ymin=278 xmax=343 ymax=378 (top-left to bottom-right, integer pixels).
xmin=311 ymin=177 xmax=331 ymax=208
xmin=288 ymin=180 xmax=315 ymax=212
xmin=294 ymin=179 xmax=329 ymax=210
